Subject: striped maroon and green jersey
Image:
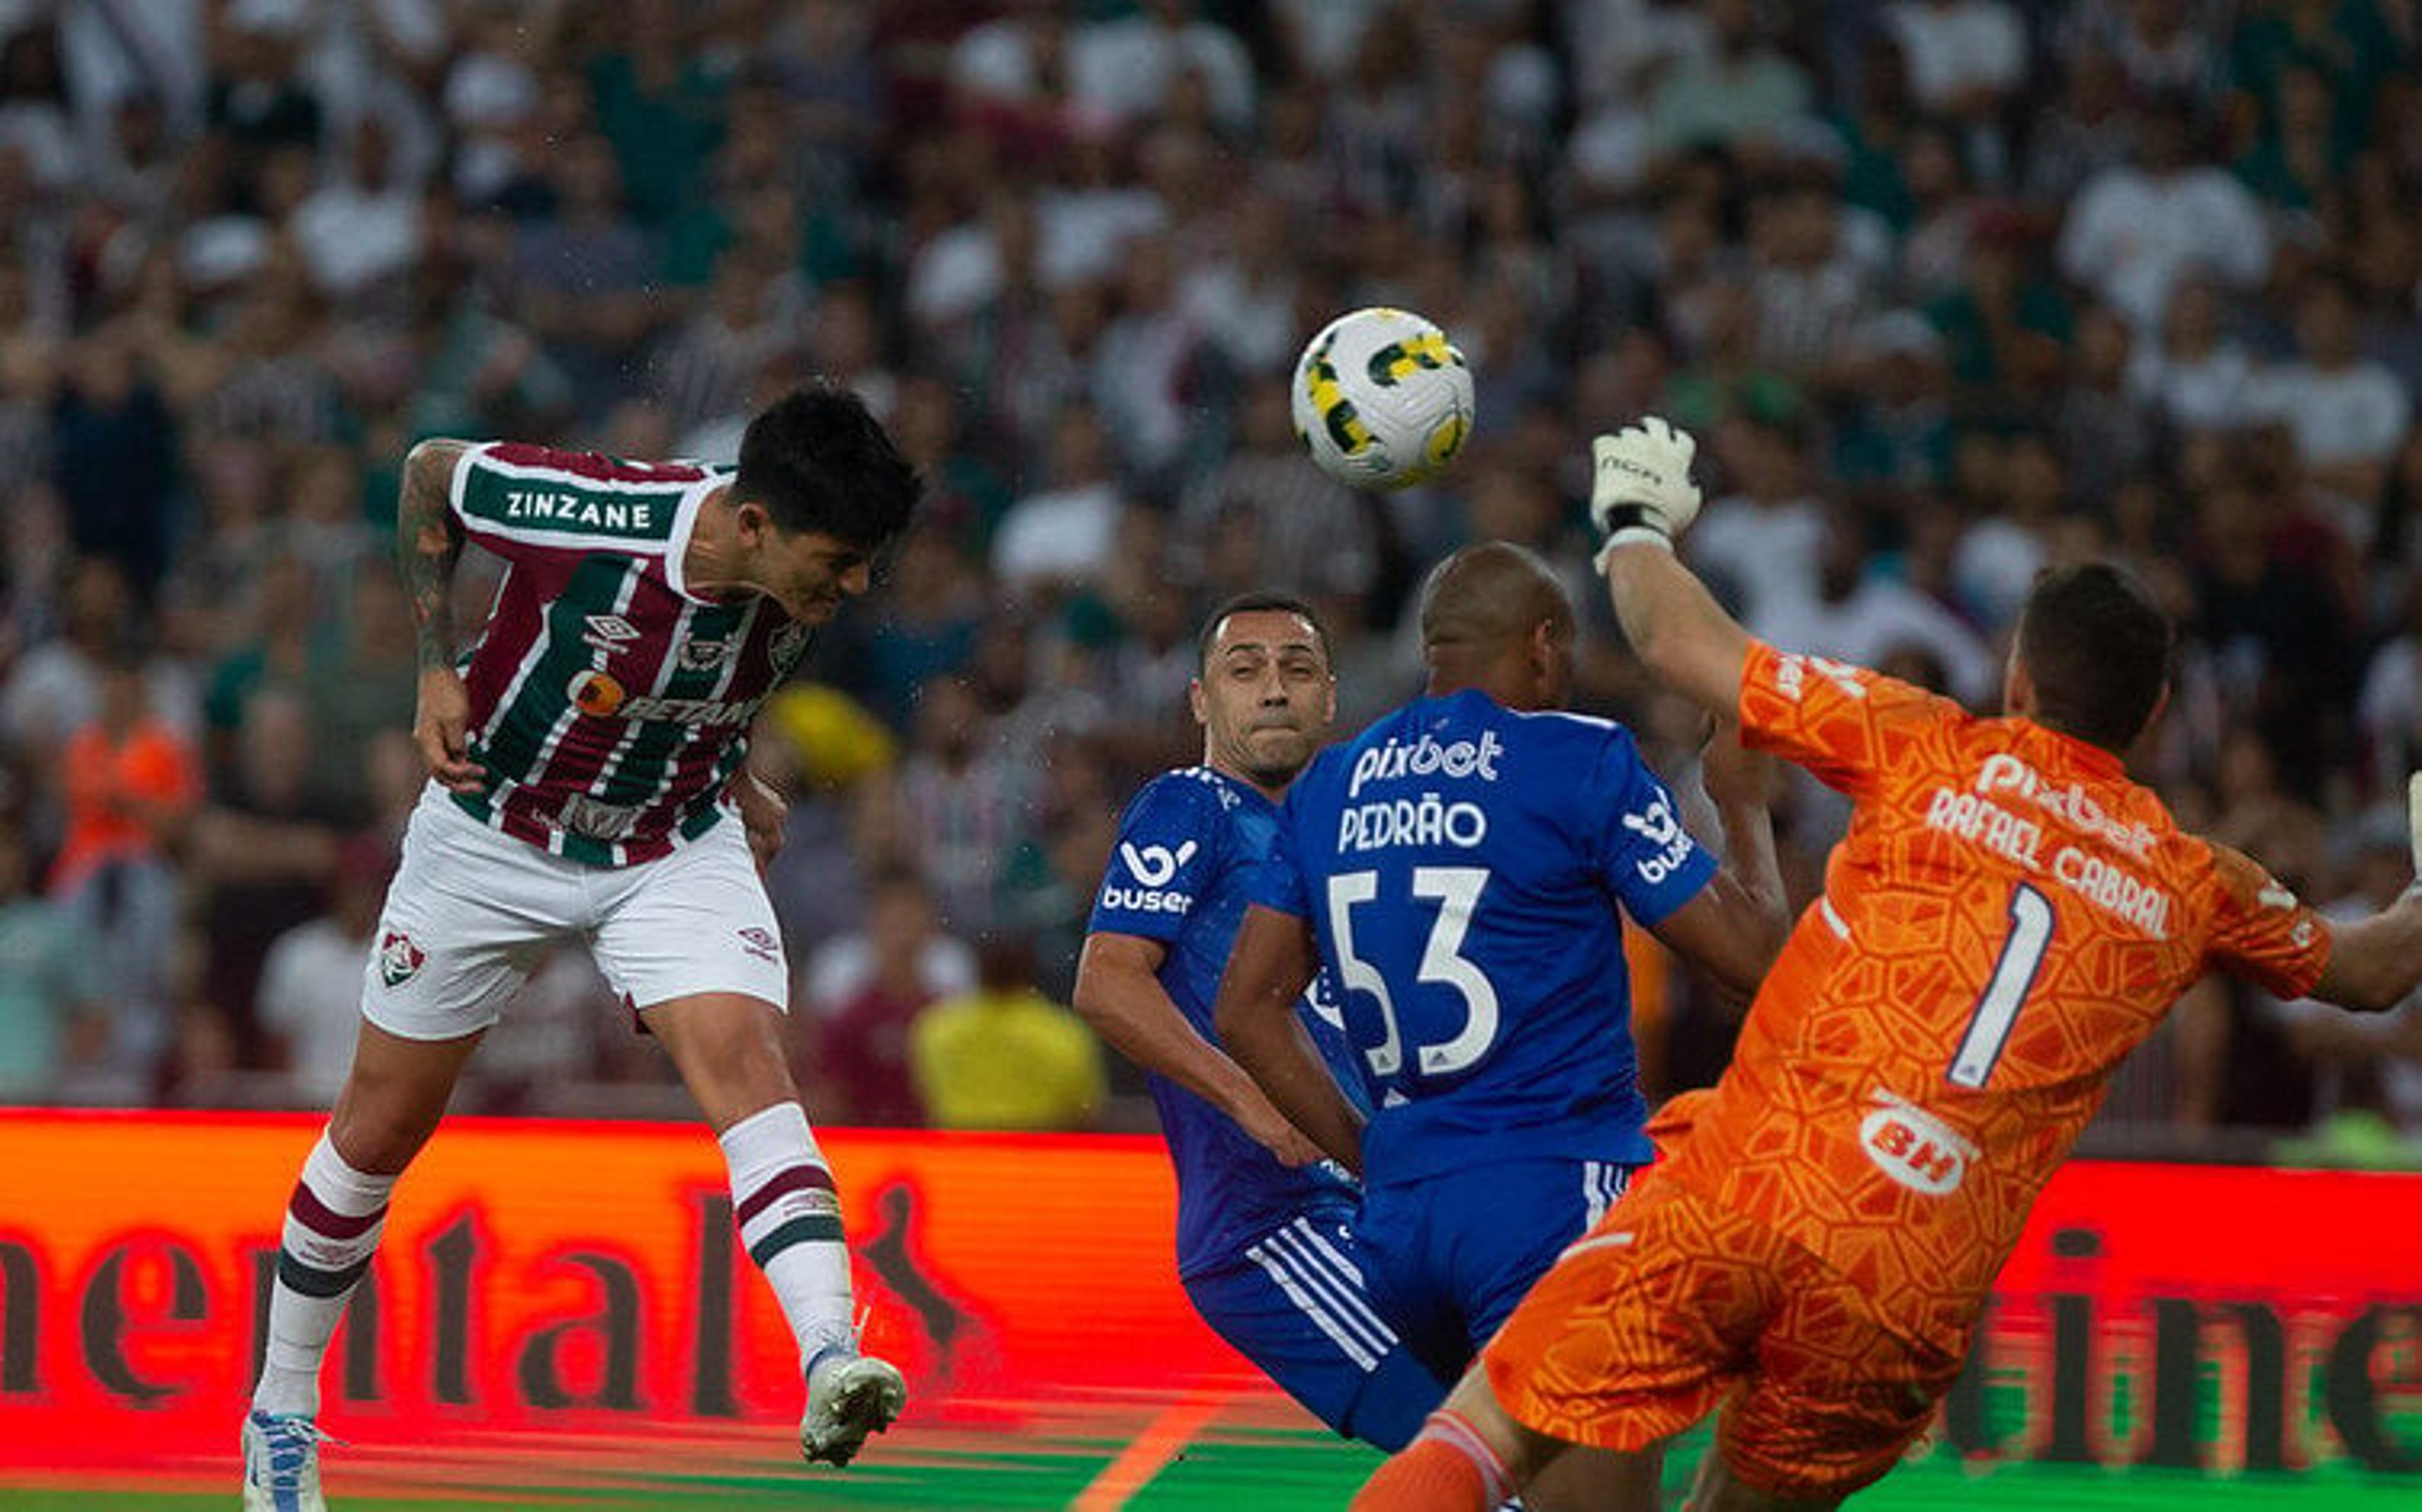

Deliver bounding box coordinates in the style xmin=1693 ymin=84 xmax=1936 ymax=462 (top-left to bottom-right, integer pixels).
xmin=443 ymin=442 xmax=816 ymax=867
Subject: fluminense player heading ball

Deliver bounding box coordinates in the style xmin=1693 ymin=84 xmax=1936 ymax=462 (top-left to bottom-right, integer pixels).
xmin=1075 ymin=592 xmax=1451 ymax=1451
xmin=241 ymin=385 xmax=921 ymax=1512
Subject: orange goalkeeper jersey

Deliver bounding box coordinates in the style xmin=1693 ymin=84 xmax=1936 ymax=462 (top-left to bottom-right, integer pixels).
xmin=1656 ymin=643 xmax=2334 ymax=1354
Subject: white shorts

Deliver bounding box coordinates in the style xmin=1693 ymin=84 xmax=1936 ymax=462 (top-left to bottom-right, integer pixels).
xmin=361 ymin=787 xmax=791 ymax=1042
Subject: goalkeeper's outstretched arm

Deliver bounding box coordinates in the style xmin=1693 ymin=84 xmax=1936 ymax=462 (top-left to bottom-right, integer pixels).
xmin=1601 ymin=540 xmax=1754 ymax=719
xmin=1589 ymin=419 xmax=1755 ymax=716
xmin=2307 ymin=773 xmax=2422 ymax=1013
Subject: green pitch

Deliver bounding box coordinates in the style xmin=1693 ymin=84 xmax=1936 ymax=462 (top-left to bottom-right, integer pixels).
xmin=8 ymin=1424 xmax=2417 ymax=1509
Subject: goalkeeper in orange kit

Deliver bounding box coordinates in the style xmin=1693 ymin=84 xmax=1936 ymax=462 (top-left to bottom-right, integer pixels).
xmin=1355 ymin=417 xmax=2422 ymax=1511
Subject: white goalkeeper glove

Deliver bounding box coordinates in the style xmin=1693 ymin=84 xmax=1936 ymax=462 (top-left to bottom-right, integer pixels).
xmin=1591 ymin=417 xmax=1704 ymax=568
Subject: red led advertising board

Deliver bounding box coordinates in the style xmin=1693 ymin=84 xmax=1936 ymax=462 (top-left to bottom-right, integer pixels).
xmin=0 ymin=1112 xmax=2417 ymax=1475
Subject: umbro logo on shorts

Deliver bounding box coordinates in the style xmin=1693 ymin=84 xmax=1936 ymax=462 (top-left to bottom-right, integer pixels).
xmin=737 ymin=927 xmax=780 ymax=963
xmin=378 ymin=929 xmax=426 ymax=987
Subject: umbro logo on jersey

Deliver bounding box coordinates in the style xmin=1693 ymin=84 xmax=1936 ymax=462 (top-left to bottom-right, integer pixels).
xmin=377 ymin=929 xmax=425 ymax=988
xmin=1118 ymin=840 xmax=1198 ymax=887
xmin=583 ymin=614 xmax=641 ymax=657
xmin=678 ymin=637 xmax=734 ymax=671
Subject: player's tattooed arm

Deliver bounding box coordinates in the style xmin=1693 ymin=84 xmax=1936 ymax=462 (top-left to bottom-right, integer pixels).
xmin=397 ymin=439 xmax=484 ymax=792
xmin=398 ymin=438 xmax=471 ymax=672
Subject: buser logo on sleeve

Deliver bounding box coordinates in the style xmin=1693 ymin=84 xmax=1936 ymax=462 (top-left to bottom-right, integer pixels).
xmin=1101 ymin=840 xmax=1200 ymax=915
xmin=1118 ymin=841 xmax=1198 ymax=888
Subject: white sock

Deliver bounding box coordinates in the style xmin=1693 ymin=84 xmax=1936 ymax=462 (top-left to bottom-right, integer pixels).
xmin=721 ymin=1102 xmax=858 ymax=1372
xmin=252 ymin=1132 xmax=397 ymax=1418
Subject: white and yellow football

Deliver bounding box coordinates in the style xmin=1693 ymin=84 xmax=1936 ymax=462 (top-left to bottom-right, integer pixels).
xmin=1290 ymin=307 xmax=1475 ymax=491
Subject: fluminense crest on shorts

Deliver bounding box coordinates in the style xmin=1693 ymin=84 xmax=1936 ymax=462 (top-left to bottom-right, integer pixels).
xmin=378 ymin=929 xmax=426 ymax=988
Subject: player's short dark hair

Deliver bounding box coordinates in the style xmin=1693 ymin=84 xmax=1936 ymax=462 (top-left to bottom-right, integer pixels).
xmin=1196 ymin=590 xmax=1333 ymax=673
xmin=2016 ymin=562 xmax=2172 ymax=753
xmin=735 ymin=383 xmax=922 ymax=548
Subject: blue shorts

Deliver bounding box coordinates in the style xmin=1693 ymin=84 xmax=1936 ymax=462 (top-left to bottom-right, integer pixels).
xmin=1183 ymin=1210 xmax=1449 ymax=1451
xmin=1354 ymin=1157 xmax=1636 ymax=1381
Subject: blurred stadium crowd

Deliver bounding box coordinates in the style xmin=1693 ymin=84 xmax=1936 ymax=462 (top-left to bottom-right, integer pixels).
xmin=1 ymin=0 xmax=2419 ymax=1156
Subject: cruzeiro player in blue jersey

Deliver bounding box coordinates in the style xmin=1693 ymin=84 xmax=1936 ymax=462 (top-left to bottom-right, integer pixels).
xmin=1074 ymin=591 xmax=1451 ymax=1450
xmin=1217 ymin=543 xmax=1791 ymax=1506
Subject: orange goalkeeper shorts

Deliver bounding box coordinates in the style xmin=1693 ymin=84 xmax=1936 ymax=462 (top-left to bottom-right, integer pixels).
xmin=1481 ymin=1177 xmax=1963 ymax=1501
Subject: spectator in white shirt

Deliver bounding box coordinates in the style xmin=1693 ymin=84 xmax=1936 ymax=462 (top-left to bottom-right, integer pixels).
xmin=947 ymin=0 xmax=1072 ymax=112
xmin=1069 ymin=0 xmax=1255 ymax=134
xmin=992 ymin=402 xmax=1129 ymax=596
xmin=1647 ymin=0 xmax=1813 ymax=166
xmin=1687 ymin=413 xmax=1827 ymax=639
xmin=255 ymin=834 xmax=390 ymax=1108
xmin=2057 ymin=95 xmax=2269 ymax=336
xmin=1270 ymin=0 xmax=1398 ymax=83
xmin=1089 ymin=232 xmax=1202 ymax=488
xmin=289 ymin=115 xmax=423 ymax=299
xmin=2126 ymin=276 xmax=2259 ymax=434
xmin=2250 ymin=270 xmax=2413 ymax=509
xmin=1759 ymin=502 xmax=2001 ymax=707
xmin=802 ymin=871 xmax=978 ymax=1023
xmin=1176 ymin=189 xmax=1301 ymax=378
xmin=1885 ymin=0 xmax=2027 ymax=119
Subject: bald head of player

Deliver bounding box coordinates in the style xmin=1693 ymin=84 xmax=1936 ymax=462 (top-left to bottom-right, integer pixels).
xmin=2006 ymin=562 xmax=2173 ymax=754
xmin=1419 ymin=542 xmax=1576 ymax=712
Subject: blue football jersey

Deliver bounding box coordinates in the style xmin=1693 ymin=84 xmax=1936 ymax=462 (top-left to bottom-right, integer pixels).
xmin=1090 ymin=766 xmax=1362 ymax=1279
xmin=1251 ymin=689 xmax=1717 ymax=1183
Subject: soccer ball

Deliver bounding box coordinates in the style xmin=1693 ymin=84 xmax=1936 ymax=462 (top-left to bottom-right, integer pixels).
xmin=1290 ymin=307 xmax=1475 ymax=491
